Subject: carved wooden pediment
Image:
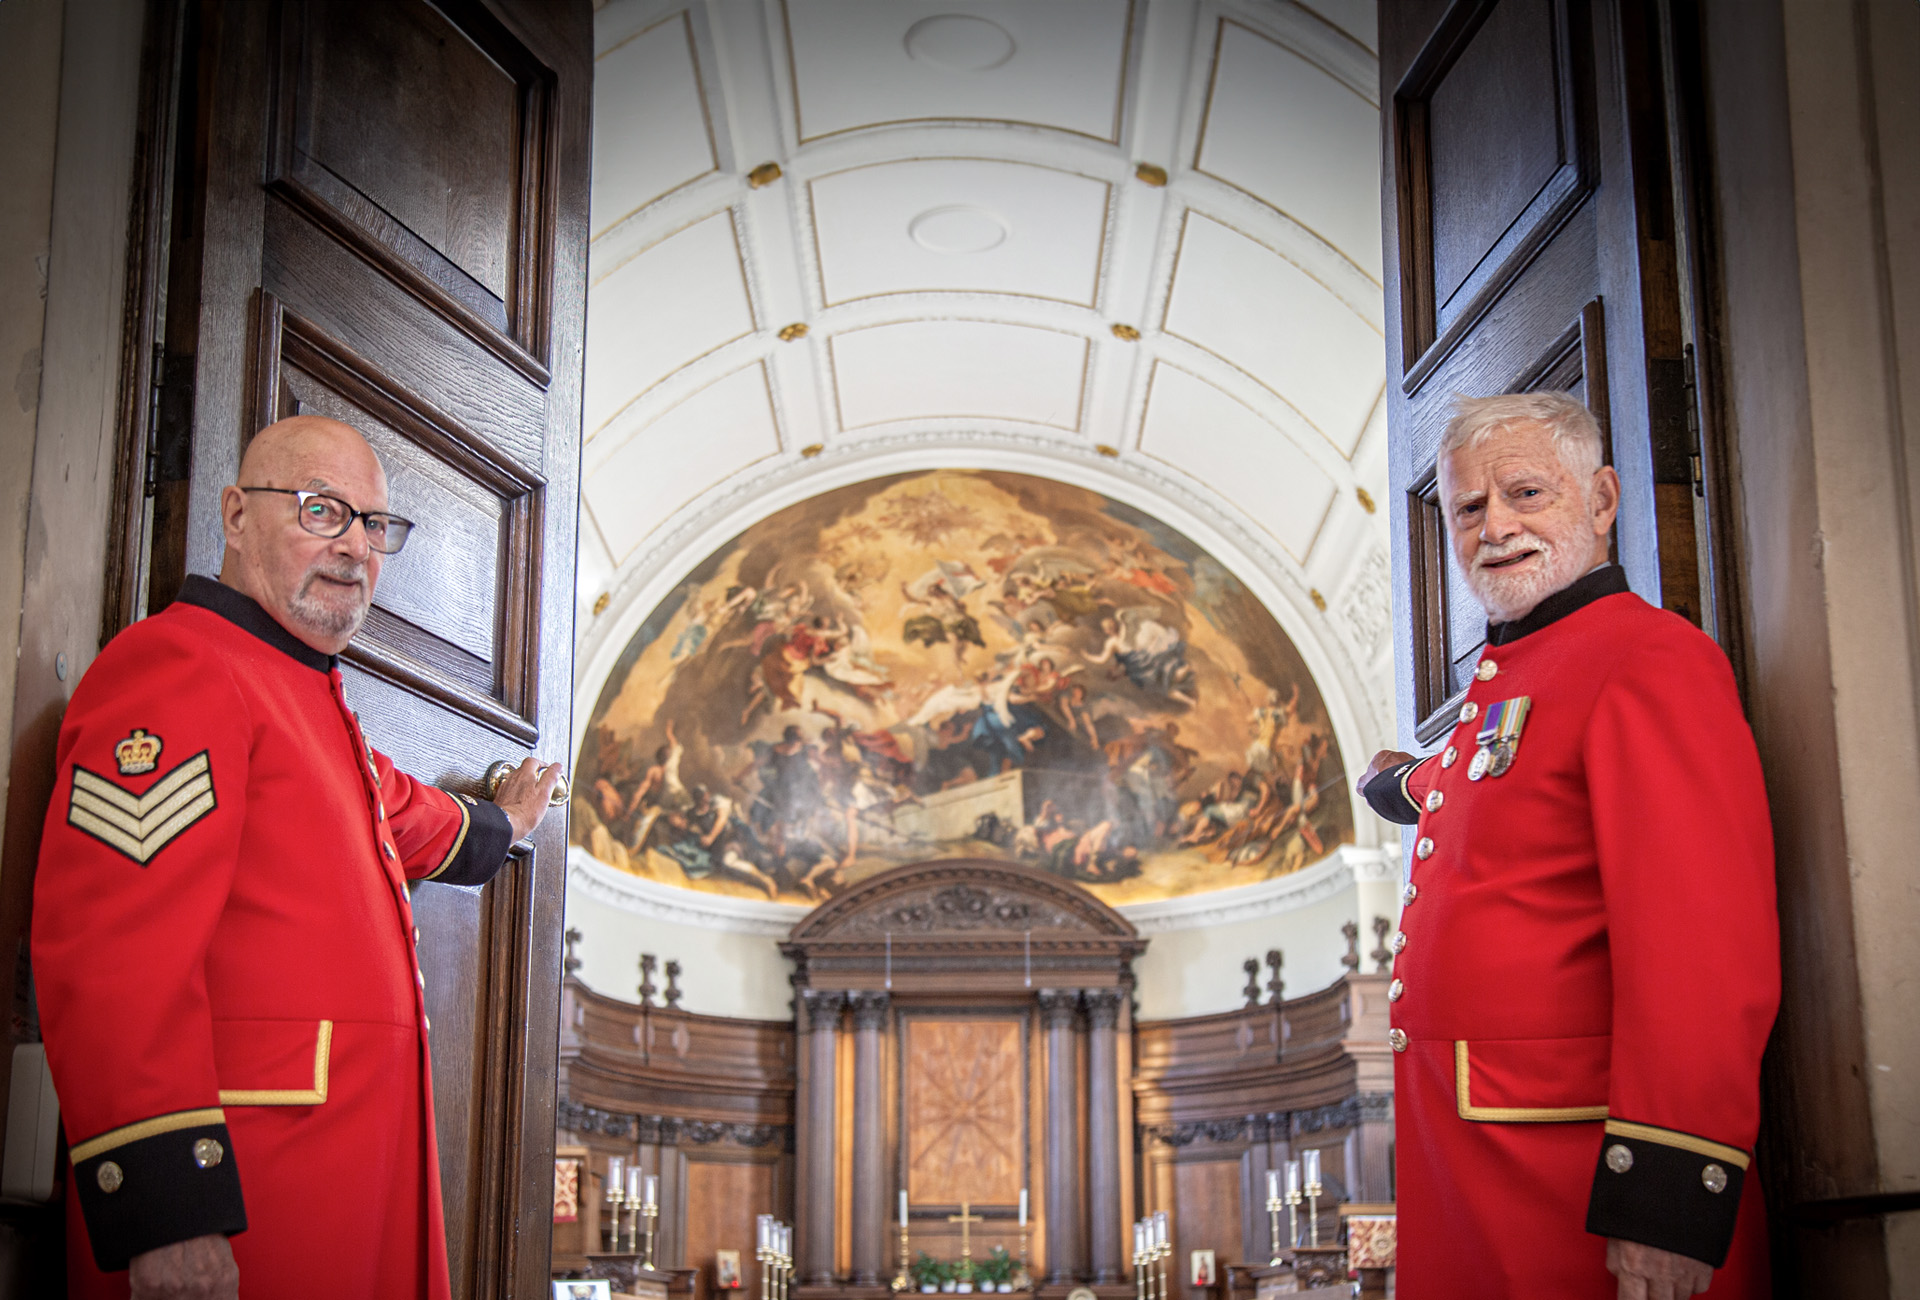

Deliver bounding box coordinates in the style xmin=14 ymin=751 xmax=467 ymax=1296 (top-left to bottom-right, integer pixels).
xmin=782 ymin=859 xmax=1143 ymax=993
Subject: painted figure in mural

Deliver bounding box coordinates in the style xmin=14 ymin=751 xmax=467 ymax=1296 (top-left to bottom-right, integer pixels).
xmin=572 ymin=471 xmax=1354 ymax=907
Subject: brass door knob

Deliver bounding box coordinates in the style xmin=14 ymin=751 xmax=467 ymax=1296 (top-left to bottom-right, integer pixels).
xmin=484 ymin=759 xmax=570 ymax=806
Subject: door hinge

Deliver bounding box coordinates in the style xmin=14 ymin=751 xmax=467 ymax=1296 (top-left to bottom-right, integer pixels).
xmin=1682 ymin=344 xmax=1704 ymax=498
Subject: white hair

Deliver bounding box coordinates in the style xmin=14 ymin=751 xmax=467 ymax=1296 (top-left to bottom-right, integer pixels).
xmin=1440 ymin=391 xmax=1604 ymax=480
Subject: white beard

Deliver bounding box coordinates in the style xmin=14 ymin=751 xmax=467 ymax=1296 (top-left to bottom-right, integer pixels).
xmin=288 ymin=563 xmax=371 ymax=641
xmin=1465 ymin=533 xmax=1591 ymax=623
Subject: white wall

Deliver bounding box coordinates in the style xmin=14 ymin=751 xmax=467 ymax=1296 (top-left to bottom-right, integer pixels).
xmin=564 ymin=885 xmax=798 ymax=1022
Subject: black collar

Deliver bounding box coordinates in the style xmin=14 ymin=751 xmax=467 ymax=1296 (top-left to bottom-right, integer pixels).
xmin=174 ymin=575 xmax=337 ymax=673
xmin=1486 ymin=564 xmax=1632 ymax=646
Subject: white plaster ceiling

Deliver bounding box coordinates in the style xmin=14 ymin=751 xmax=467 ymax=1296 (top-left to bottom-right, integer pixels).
xmin=576 ymin=0 xmax=1394 ymax=773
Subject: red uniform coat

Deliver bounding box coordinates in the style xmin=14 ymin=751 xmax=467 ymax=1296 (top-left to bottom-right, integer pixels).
xmin=32 ymin=576 xmax=512 ymax=1298
xmin=1366 ymin=568 xmax=1778 ymax=1298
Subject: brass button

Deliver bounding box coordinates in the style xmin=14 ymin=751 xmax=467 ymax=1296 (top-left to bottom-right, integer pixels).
xmin=1403 ymin=882 xmax=1418 ymax=905
xmin=97 ymin=1161 xmax=124 ymax=1193
xmin=1416 ymin=837 xmax=1434 ymax=860
xmin=1390 ymin=930 xmax=1407 ymax=954
xmin=1702 ymin=1163 xmax=1728 ymax=1194
xmin=1425 ymin=790 xmax=1444 ymax=813
xmin=1388 ymin=1028 xmax=1408 ymax=1052
xmin=1387 ymin=979 xmax=1404 ymax=1002
xmin=1441 ymin=745 xmax=1457 ymax=768
xmin=416 ymin=970 xmax=426 ymax=990
xmin=193 ymin=1137 xmax=224 ymax=1169
xmin=1605 ymin=1144 xmax=1634 ymax=1174
xmin=412 ymin=927 xmax=421 ymax=945
xmin=383 ymin=842 xmax=397 ymax=861
xmin=1476 ymin=659 xmax=1499 ymax=682
xmin=1459 ymin=701 xmax=1479 ymax=724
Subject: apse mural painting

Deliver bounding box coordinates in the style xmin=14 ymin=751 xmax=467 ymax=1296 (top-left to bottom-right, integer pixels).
xmin=572 ymin=471 xmax=1351 ymax=906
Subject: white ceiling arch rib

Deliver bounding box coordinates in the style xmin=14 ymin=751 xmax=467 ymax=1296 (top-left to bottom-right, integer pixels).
xmin=577 ymin=0 xmax=1395 ymax=757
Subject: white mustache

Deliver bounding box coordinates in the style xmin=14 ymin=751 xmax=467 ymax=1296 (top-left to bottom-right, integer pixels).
xmin=1473 ymin=537 xmax=1551 ymax=570
xmin=306 ymin=563 xmax=367 ymax=588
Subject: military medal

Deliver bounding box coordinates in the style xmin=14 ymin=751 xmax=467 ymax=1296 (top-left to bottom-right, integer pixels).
xmin=1474 ymin=696 xmax=1532 ymax=779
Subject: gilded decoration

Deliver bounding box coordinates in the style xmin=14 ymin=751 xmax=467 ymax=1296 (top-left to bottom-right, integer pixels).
xmin=905 ymin=1019 xmax=1024 ymax=1207
xmin=573 ymin=470 xmax=1352 ymax=906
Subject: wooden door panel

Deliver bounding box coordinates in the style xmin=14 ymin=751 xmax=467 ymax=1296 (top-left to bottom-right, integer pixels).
xmin=683 ymin=1155 xmax=779 ymax=1300
xmin=266 ymin=0 xmax=558 ymax=375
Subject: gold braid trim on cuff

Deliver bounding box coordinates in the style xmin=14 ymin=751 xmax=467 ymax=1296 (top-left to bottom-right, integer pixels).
xmin=423 ymin=792 xmax=473 ymax=881
xmin=70 ymin=1107 xmax=226 ymax=1164
xmin=1604 ymin=1119 xmax=1750 ymax=1169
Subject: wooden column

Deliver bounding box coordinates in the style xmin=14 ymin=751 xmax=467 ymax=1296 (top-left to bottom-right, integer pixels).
xmin=1039 ymin=989 xmax=1085 ymax=1284
xmin=848 ymin=991 xmax=891 ymax=1286
xmin=1083 ymin=989 xmax=1125 ymax=1283
xmin=800 ymin=989 xmax=845 ymax=1285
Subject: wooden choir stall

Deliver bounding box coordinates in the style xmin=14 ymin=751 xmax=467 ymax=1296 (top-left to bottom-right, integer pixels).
xmin=554 ymin=862 xmax=1395 ymax=1300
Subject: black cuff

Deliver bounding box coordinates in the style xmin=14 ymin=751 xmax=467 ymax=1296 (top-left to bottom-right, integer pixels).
xmin=427 ymin=794 xmax=515 ymax=887
xmin=1362 ymin=762 xmax=1424 ymax=824
xmin=71 ymin=1114 xmax=246 ymax=1271
xmin=1585 ymin=1121 xmax=1748 ymax=1267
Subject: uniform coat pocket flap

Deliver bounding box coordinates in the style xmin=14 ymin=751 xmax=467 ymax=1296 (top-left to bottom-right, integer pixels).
xmin=211 ymin=1018 xmax=331 ymax=1105
xmin=1455 ymin=1035 xmax=1609 ymax=1121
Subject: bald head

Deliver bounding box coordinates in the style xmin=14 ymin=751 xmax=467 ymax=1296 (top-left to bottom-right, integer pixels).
xmin=219 ymin=416 xmax=392 ymax=654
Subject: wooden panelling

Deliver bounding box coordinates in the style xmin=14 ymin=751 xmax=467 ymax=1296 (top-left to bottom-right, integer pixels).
xmin=904 ymin=1017 xmax=1025 ymax=1206
xmin=684 ymin=1155 xmax=779 ymax=1300
xmin=1170 ymin=1158 xmax=1243 ymax=1300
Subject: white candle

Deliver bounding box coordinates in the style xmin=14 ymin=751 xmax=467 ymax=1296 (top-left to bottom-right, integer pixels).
xmin=1285 ymin=1159 xmax=1301 ymax=1198
xmin=900 ymin=1189 xmax=909 ymax=1225
xmin=608 ymin=1155 xmax=624 ymax=1196
xmin=1134 ymin=1222 xmax=1145 ymax=1257
xmin=1266 ymin=1168 xmax=1280 ymax=1200
xmin=644 ymin=1173 xmax=659 ymax=1208
xmin=1153 ymin=1210 xmax=1168 ymax=1247
xmin=760 ymin=1215 xmax=771 ymax=1251
xmin=1018 ymin=1188 xmax=1028 ymax=1226
xmin=1302 ymin=1148 xmax=1320 ymax=1189
xmin=783 ymin=1224 xmax=793 ymax=1256
xmin=627 ymin=1166 xmax=641 ymax=1200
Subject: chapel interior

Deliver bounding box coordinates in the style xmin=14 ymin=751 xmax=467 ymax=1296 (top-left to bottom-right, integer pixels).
xmin=0 ymin=0 xmax=1914 ymax=1297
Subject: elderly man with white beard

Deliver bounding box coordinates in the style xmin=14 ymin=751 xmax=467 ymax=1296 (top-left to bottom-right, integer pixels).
xmin=1357 ymin=393 xmax=1779 ymax=1300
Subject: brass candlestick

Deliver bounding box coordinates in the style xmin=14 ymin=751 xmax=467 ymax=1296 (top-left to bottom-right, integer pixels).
xmin=1265 ymin=1191 xmax=1284 ymax=1265
xmin=642 ymin=1199 xmax=660 ymax=1268
xmin=1155 ymin=1234 xmax=1169 ymax=1300
xmin=1132 ymin=1233 xmax=1144 ymax=1300
xmin=893 ymin=1213 xmax=910 ymax=1292
xmin=1304 ymin=1178 xmax=1322 ymax=1248
xmin=1284 ymin=1187 xmax=1301 ymax=1253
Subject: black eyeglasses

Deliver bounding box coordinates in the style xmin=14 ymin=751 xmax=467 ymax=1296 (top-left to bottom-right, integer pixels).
xmin=240 ymin=487 xmax=416 ymax=554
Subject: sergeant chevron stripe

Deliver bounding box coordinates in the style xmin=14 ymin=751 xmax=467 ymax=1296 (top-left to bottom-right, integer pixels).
xmin=68 ymin=751 xmax=217 ymax=864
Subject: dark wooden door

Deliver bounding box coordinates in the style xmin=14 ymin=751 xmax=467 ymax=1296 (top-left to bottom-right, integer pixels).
xmin=1380 ymin=0 xmax=1736 ymax=749
xmin=131 ymin=1 xmax=591 ymax=1295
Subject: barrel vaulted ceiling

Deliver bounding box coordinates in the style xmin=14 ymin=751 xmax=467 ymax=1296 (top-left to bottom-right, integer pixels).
xmin=576 ymin=0 xmax=1395 ymax=756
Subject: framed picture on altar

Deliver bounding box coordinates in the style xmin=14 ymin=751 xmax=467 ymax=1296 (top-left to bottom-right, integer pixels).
xmin=716 ymin=1249 xmax=743 ymax=1288
xmin=553 ymin=1283 xmax=610 ymax=1300
xmin=1189 ymin=1250 xmax=1216 ymax=1287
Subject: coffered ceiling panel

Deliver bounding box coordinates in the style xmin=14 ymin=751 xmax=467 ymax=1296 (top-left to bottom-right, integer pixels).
xmin=1195 ymin=18 xmax=1381 ymax=280
xmin=810 ymin=160 xmax=1110 ymax=306
xmin=830 ymin=320 xmax=1089 ymax=430
xmin=1138 ymin=361 xmax=1334 ymax=563
xmin=782 ymin=0 xmax=1135 ymax=142
xmin=1163 ymin=212 xmax=1383 ymax=456
xmin=584 ymin=363 xmax=783 ymax=564
xmin=584 ymin=211 xmax=754 ymax=436
xmin=591 ymin=11 xmax=718 ymax=238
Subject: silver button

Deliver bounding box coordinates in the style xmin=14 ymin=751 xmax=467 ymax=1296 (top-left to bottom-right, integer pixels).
xmin=1425 ymin=790 xmax=1444 ymax=813
xmin=1388 ymin=978 xmax=1404 ymax=1002
xmin=1441 ymin=746 xmax=1457 ymax=768
xmin=383 ymin=842 xmax=397 ymax=861
xmin=1403 ymin=882 xmax=1418 ymax=905
xmin=1416 ymin=837 xmax=1434 ymax=860
xmin=1459 ymin=701 xmax=1479 ymax=724
xmin=1605 ymin=1144 xmax=1634 ymax=1174
xmin=1390 ymin=930 xmax=1407 ymax=954
xmin=412 ymin=927 xmax=421 ymax=945
xmin=193 ymin=1137 xmax=224 ymax=1169
xmin=1702 ymin=1164 xmax=1727 ymax=1194
xmin=97 ymin=1161 xmax=123 ymax=1193
xmin=1476 ymin=659 xmax=1499 ymax=682
xmin=1388 ymin=1028 xmax=1408 ymax=1052
xmin=416 ymin=970 xmax=426 ymax=990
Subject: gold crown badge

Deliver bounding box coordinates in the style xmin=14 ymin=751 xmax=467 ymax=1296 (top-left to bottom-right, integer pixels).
xmin=115 ymin=729 xmax=163 ymax=776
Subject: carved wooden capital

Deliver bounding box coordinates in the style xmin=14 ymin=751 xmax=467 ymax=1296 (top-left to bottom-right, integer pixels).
xmin=848 ymin=990 xmax=891 ymax=1031
xmin=1083 ymin=987 xmax=1125 ymax=1029
xmin=799 ymin=988 xmax=846 ymax=1033
xmin=1036 ymin=988 xmax=1084 ymax=1030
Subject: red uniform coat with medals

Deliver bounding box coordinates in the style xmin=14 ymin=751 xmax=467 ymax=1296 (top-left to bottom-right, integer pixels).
xmin=1363 ymin=567 xmax=1778 ymax=1299
xmin=32 ymin=576 xmax=513 ymax=1298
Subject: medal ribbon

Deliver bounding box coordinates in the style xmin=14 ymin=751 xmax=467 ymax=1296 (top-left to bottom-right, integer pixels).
xmin=1475 ymin=696 xmax=1532 ymax=751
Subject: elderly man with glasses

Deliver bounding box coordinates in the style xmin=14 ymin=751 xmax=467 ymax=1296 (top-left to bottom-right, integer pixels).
xmin=32 ymin=415 xmax=566 ymax=1300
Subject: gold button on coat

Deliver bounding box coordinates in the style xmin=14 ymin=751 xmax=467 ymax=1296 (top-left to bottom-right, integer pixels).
xmin=1459 ymin=701 xmax=1479 ymax=724
xmin=193 ymin=1137 xmax=224 ymax=1169
xmin=1605 ymin=1144 xmax=1634 ymax=1174
xmin=1702 ymin=1164 xmax=1728 ymax=1194
xmin=97 ymin=1161 xmax=123 ymax=1193
xmin=1388 ymin=979 xmax=1404 ymax=1001
xmin=1441 ymin=746 xmax=1457 ymax=768
xmin=1416 ymin=837 xmax=1434 ymax=860
xmin=1425 ymin=790 xmax=1444 ymax=812
xmin=1390 ymin=930 xmax=1407 ymax=954
xmin=1476 ymin=659 xmax=1499 ymax=682
xmin=1388 ymin=1028 xmax=1408 ymax=1052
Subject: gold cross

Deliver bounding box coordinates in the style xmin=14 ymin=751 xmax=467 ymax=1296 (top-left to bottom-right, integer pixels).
xmin=947 ymin=1202 xmax=983 ymax=1258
